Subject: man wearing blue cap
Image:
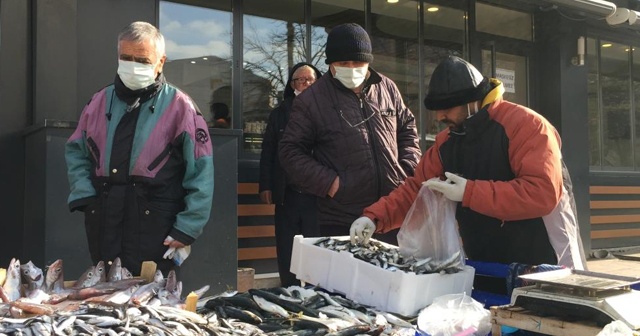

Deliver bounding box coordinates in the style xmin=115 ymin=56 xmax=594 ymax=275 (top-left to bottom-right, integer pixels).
xmin=279 ymin=23 xmax=421 ymax=243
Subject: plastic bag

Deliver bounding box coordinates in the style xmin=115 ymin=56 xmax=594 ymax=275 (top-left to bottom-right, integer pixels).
xmin=397 ymin=184 xmax=464 ymax=266
xmin=417 ymin=293 xmax=491 ymax=336
xmin=597 ymin=320 xmax=637 ymax=336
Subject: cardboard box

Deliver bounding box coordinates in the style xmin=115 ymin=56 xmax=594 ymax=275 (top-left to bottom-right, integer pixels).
xmin=290 ymin=235 xmax=475 ymax=316
xmin=237 ymin=268 xmax=255 ymax=292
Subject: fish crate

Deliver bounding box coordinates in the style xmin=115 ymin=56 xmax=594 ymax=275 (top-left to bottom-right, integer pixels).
xmin=290 ymin=235 xmax=475 ymax=317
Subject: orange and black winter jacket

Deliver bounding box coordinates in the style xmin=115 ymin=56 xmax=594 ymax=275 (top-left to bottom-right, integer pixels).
xmin=364 ymin=82 xmax=580 ymax=266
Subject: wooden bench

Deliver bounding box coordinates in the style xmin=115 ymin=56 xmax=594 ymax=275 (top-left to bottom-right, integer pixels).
xmin=237 ymin=183 xmax=277 ymax=262
xmin=590 ymin=186 xmax=640 ymax=240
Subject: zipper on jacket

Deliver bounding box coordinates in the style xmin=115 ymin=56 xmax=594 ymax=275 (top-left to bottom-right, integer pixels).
xmin=147 ymin=143 xmax=173 ymax=171
xmin=86 ymin=137 xmax=101 ymax=169
xmin=360 ymin=95 xmax=382 ymax=198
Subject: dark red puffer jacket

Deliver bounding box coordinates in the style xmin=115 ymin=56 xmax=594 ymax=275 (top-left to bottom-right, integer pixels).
xmin=279 ymin=68 xmax=421 ymax=227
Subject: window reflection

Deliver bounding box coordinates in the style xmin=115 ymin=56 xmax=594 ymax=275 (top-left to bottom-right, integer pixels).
xmin=476 ymin=3 xmax=532 ymax=41
xmin=242 ymin=0 xmax=306 ymax=153
xmin=311 ymin=0 xmax=365 ymax=71
xmin=370 ymin=0 xmax=421 ymax=141
xmin=587 ymin=37 xmax=601 ymax=167
xmin=422 ymin=3 xmax=466 ymax=145
xmin=159 ymin=1 xmax=232 ymax=128
xmin=587 ymin=37 xmax=640 ymax=171
xmin=600 ymin=40 xmax=632 ymax=169
xmin=481 ymin=51 xmax=527 ymax=105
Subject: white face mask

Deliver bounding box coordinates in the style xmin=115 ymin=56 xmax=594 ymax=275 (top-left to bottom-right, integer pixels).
xmin=333 ymin=66 xmax=368 ymax=89
xmin=117 ymin=60 xmax=157 ymax=90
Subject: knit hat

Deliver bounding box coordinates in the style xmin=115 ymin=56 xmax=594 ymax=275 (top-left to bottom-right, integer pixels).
xmin=325 ymin=23 xmax=373 ymax=64
xmin=424 ymin=56 xmax=491 ymax=110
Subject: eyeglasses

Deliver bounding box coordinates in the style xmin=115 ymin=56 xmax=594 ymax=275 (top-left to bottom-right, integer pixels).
xmin=292 ymin=77 xmax=316 ymax=84
xmin=339 ymin=109 xmax=377 ymax=128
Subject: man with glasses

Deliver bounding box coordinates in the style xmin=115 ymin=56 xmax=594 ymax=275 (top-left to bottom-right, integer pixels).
xmin=279 ymin=23 xmax=421 ymax=244
xmin=259 ymin=62 xmax=323 ymax=286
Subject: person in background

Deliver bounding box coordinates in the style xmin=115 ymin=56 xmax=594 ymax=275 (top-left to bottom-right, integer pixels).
xmin=211 ymin=102 xmax=231 ymax=129
xmin=279 ymin=23 xmax=421 ymax=244
xmin=259 ymin=62 xmax=323 ymax=287
xmin=350 ymin=56 xmax=586 ymax=270
xmin=65 ymin=21 xmax=214 ymax=275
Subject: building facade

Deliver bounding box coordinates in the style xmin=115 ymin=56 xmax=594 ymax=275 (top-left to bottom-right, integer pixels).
xmin=1 ymin=0 xmax=639 ymax=275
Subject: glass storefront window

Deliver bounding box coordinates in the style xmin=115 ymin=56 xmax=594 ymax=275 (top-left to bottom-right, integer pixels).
xmin=310 ymin=0 xmax=365 ymax=71
xmin=587 ymin=37 xmax=640 ymax=172
xmin=587 ymin=37 xmax=601 ymax=167
xmin=242 ymin=0 xmax=306 ymax=153
xmin=481 ymin=50 xmax=527 ymax=105
xmin=159 ymin=1 xmax=232 ymax=129
xmin=634 ymin=47 xmax=640 ymax=170
xmin=422 ymin=3 xmax=466 ymax=144
xmin=600 ymin=40 xmax=632 ymax=169
xmin=476 ymin=2 xmax=532 ymax=41
xmin=370 ymin=0 xmax=420 ymax=135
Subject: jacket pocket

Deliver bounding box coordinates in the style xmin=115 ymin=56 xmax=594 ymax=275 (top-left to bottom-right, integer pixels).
xmin=332 ymin=171 xmax=348 ymax=203
xmin=147 ymin=143 xmax=173 ymax=171
xmin=86 ymin=137 xmax=101 ymax=169
xmin=136 ymin=197 xmax=182 ymax=263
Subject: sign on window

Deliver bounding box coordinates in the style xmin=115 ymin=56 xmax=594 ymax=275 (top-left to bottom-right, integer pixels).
xmin=496 ymin=68 xmax=515 ymax=93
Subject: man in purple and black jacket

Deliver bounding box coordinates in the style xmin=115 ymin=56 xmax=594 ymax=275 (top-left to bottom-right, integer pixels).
xmin=65 ymin=21 xmax=214 ymax=275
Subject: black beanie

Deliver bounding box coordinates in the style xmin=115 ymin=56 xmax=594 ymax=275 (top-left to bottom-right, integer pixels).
xmin=325 ymin=23 xmax=373 ymax=64
xmin=423 ymin=56 xmax=492 ymax=110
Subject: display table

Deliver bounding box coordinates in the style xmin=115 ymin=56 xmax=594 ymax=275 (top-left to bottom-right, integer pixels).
xmin=490 ymin=305 xmax=602 ymax=336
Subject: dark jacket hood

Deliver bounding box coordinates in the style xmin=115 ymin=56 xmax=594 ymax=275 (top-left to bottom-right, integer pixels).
xmin=283 ymin=62 xmax=323 ymax=99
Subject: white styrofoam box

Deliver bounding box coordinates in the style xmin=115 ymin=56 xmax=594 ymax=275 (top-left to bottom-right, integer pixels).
xmin=290 ymin=235 xmax=475 ymax=317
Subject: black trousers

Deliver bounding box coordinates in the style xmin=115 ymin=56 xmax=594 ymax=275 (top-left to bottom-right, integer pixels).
xmin=275 ymin=188 xmax=319 ymax=287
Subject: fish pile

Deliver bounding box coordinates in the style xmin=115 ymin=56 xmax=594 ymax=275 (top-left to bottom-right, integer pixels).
xmin=0 ymin=258 xmax=419 ymax=335
xmin=0 ymin=257 xmax=215 ymax=335
xmin=314 ymin=237 xmax=464 ymax=274
xmin=0 ymin=286 xmax=417 ymax=336
xmin=0 ymin=302 xmax=215 ymax=335
xmin=199 ymin=286 xmax=416 ymax=336
xmin=0 ymin=257 xmax=208 ymax=311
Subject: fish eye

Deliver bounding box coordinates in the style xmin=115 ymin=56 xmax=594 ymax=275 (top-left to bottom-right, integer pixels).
xmin=88 ymin=272 xmax=93 ymax=277
xmin=98 ymin=267 xmax=104 ymax=272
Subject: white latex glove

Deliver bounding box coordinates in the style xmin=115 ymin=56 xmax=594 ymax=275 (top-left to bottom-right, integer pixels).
xmin=163 ymin=236 xmax=191 ymax=266
xmin=423 ymin=172 xmax=467 ymax=202
xmin=163 ymin=236 xmax=177 ymax=260
xmin=349 ymin=216 xmax=376 ymax=245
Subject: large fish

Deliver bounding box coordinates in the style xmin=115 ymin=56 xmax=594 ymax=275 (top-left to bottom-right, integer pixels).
xmin=73 ymin=261 xmax=106 ymax=289
xmin=21 ymin=261 xmax=44 ymax=294
xmin=2 ymin=258 xmax=22 ymax=302
xmin=93 ymin=261 xmax=107 ymax=284
xmin=73 ymin=265 xmax=96 ymax=289
xmin=107 ymin=257 xmax=122 ymax=282
xmin=45 ymin=259 xmax=64 ymax=293
xmin=121 ymin=267 xmax=133 ymax=280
